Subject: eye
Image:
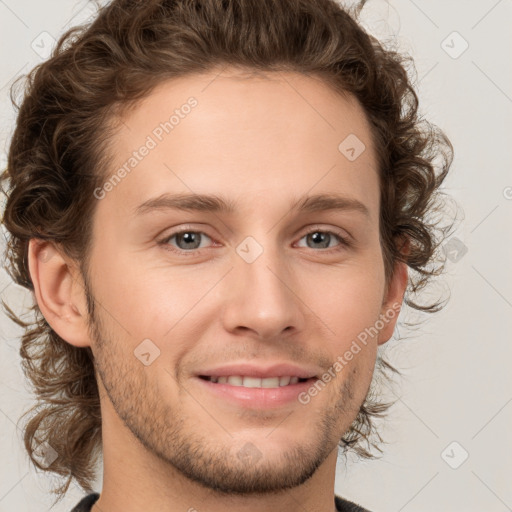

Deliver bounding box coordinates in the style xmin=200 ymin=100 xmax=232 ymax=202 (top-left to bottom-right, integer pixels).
xmin=159 ymin=226 xmax=351 ymax=255
xmin=161 ymin=229 xmax=213 ymax=253
xmin=295 ymin=228 xmax=350 ymax=252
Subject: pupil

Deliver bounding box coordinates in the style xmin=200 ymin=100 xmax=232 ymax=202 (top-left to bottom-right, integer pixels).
xmin=310 ymin=232 xmax=328 ymax=248
xmin=179 ymin=232 xmax=199 ymax=249
xmin=176 ymin=232 xmax=331 ymax=250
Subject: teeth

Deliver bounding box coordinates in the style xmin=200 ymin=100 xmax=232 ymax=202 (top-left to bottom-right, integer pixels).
xmin=243 ymin=376 xmax=264 ymax=388
xmin=261 ymin=377 xmax=280 ymax=388
xmin=206 ymin=375 xmax=307 ymax=388
xmin=227 ymin=376 xmax=243 ymax=386
xmin=279 ymin=376 xmax=291 ymax=386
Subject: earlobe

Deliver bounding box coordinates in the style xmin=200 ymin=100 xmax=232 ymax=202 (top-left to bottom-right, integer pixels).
xmin=27 ymin=238 xmax=92 ymax=348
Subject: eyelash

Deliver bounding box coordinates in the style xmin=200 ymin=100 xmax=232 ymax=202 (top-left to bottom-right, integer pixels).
xmin=158 ymin=226 xmax=352 ymax=256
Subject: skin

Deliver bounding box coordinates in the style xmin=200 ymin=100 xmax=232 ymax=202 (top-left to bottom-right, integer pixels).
xmin=28 ymin=68 xmax=407 ymax=512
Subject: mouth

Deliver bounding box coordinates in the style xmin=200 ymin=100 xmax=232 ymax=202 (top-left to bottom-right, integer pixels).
xmin=195 ymin=374 xmax=319 ymax=409
xmin=198 ymin=375 xmax=313 ymax=388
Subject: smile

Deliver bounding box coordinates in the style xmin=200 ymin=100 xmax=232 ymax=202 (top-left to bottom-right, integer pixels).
xmin=199 ymin=375 xmax=310 ymax=388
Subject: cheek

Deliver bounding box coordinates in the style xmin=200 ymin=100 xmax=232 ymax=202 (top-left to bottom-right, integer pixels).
xmin=89 ymin=243 xmax=204 ymax=338
xmin=304 ymin=262 xmax=385 ymax=326
xmin=303 ymin=270 xmax=385 ymax=386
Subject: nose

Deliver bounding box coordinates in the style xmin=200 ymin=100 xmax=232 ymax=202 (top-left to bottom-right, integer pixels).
xmin=220 ymin=241 xmax=306 ymax=341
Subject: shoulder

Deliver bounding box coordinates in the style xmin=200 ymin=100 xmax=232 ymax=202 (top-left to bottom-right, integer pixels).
xmin=335 ymin=494 xmax=372 ymax=512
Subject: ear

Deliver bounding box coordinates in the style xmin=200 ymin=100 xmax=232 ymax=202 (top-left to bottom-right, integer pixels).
xmin=27 ymin=238 xmax=92 ymax=348
xmin=377 ymin=238 xmax=409 ymax=346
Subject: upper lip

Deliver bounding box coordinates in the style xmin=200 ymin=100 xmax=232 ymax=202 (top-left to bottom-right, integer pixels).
xmin=196 ymin=362 xmax=320 ymax=379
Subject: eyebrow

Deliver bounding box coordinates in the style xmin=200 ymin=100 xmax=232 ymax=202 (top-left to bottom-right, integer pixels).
xmin=134 ymin=192 xmax=370 ymax=218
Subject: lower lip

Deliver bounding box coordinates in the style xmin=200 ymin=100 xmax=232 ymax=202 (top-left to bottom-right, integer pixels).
xmin=195 ymin=377 xmax=318 ymax=408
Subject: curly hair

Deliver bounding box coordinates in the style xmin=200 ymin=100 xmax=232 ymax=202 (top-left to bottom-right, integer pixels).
xmin=0 ymin=0 xmax=454 ymax=503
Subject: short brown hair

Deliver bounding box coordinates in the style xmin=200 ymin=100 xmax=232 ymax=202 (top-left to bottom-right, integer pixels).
xmin=1 ymin=0 xmax=454 ymax=502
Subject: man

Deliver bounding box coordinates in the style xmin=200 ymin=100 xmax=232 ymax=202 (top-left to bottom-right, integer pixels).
xmin=0 ymin=0 xmax=453 ymax=511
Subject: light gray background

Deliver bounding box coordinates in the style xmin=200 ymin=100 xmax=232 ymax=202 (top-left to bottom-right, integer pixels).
xmin=1 ymin=1 xmax=511 ymax=511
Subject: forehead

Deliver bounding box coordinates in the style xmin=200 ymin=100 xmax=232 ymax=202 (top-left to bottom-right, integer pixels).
xmin=99 ymin=68 xmax=380 ymax=222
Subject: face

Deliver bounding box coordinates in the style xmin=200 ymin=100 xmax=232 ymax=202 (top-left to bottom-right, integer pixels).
xmin=78 ymin=69 xmax=404 ymax=494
